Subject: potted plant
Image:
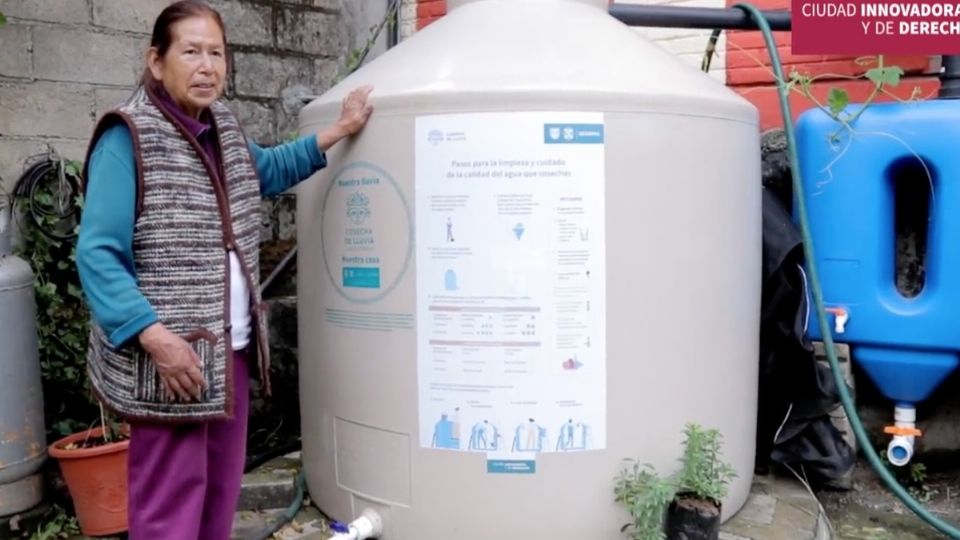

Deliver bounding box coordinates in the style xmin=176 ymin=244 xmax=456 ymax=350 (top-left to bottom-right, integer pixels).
xmin=666 ymin=423 xmax=738 ymax=539
xmin=615 ymin=460 xmax=676 ymax=539
xmin=615 ymin=422 xmax=737 ymax=540
xmin=47 ymin=403 xmax=130 ymax=537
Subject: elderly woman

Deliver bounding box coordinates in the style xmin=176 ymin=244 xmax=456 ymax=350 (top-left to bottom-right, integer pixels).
xmin=75 ymin=1 xmax=372 ymax=538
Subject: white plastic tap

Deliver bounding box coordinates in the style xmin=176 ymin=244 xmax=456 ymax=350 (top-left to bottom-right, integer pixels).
xmin=327 ymin=509 xmax=383 ymax=540
xmin=826 ymin=307 xmax=848 ymax=334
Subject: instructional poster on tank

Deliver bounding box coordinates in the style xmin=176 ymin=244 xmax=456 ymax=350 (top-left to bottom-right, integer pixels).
xmin=415 ymin=112 xmax=607 ymax=471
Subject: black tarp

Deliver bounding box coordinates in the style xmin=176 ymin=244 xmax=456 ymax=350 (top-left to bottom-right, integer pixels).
xmin=756 ymin=186 xmax=855 ymax=485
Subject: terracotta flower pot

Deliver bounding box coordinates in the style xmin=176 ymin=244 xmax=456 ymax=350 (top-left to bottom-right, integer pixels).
xmin=48 ymin=427 xmax=129 ymax=537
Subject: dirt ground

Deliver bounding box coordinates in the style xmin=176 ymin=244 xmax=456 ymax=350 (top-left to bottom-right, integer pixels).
xmin=818 ymin=460 xmax=960 ymax=539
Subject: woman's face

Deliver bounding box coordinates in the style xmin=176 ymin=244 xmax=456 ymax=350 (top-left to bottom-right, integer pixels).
xmin=148 ymin=15 xmax=226 ymax=118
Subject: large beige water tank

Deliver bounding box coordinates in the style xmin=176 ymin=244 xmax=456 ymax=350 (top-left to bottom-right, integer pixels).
xmin=295 ymin=0 xmax=761 ymax=537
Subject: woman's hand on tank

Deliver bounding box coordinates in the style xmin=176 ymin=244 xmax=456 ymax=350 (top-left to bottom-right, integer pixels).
xmin=139 ymin=322 xmax=206 ymax=402
xmin=317 ymin=85 xmax=374 ymax=151
xmin=338 ymin=85 xmax=374 ymax=135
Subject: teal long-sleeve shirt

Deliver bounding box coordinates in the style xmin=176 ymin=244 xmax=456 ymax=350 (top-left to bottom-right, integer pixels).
xmin=76 ymin=123 xmax=327 ymax=349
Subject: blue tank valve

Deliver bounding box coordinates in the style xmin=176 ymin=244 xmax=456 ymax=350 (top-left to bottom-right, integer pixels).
xmin=329 ymin=521 xmax=350 ymax=534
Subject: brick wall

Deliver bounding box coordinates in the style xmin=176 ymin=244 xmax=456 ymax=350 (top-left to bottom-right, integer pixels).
xmin=0 ymin=0 xmax=390 ymax=213
xmin=415 ymin=0 xmax=446 ymax=30
xmin=723 ymin=0 xmax=940 ymax=131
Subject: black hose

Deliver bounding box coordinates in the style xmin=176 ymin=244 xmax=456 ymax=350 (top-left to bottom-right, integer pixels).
xmin=12 ymin=154 xmax=82 ymax=242
xmin=245 ymin=470 xmax=306 ymax=540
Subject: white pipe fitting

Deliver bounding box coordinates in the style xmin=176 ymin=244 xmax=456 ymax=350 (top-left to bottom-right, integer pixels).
xmin=328 ymin=508 xmax=384 ymax=540
xmin=887 ymin=435 xmax=914 ymax=467
xmin=886 ymin=405 xmax=917 ymax=467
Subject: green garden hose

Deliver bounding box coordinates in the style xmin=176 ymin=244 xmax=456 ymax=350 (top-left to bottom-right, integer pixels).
xmin=732 ymin=3 xmax=960 ymax=537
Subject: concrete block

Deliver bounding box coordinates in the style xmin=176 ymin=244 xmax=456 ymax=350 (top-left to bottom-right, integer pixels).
xmin=312 ymin=58 xmax=341 ymax=93
xmin=736 ymin=493 xmax=777 ymax=526
xmin=276 ymin=101 xmax=302 ymax=144
xmin=231 ymin=509 xmax=287 ymax=540
xmin=294 ymin=0 xmax=341 ymax=11
xmin=33 ymin=27 xmax=144 ymax=86
xmin=94 ymin=87 xmax=135 ymax=120
xmin=722 ymin=475 xmax=823 ymax=540
xmin=226 ymin=98 xmax=276 ymax=146
xmin=238 ymin=455 xmax=298 ymax=511
xmin=91 ymin=0 xmax=168 ymax=33
xmin=399 ymin=20 xmax=417 ymax=40
xmin=0 ymin=137 xmax=88 ymax=194
xmin=0 ymin=23 xmax=32 ymax=79
xmin=260 ymin=199 xmax=276 ymax=242
xmin=0 ymin=0 xmax=90 ymax=24
xmin=276 ymin=8 xmax=346 ymax=57
xmin=0 ymin=82 xmax=94 ymax=139
xmin=813 ymin=342 xmax=857 ymax=456
xmin=233 ymin=52 xmax=314 ymax=98
xmin=0 ymin=138 xmax=43 ymax=193
xmin=207 ymin=0 xmax=272 ymax=48
xmin=232 ymin=506 xmax=327 ymax=540
xmin=275 ymin=194 xmax=296 ymax=240
xmin=400 ymin=1 xmax=417 ymax=23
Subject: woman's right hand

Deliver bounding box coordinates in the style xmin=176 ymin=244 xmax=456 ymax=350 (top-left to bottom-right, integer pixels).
xmin=139 ymin=323 xmax=206 ymax=402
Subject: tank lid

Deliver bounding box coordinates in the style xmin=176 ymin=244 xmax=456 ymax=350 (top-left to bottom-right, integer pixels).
xmin=448 ymin=0 xmax=607 ymax=10
xmin=301 ymin=0 xmax=756 ymax=125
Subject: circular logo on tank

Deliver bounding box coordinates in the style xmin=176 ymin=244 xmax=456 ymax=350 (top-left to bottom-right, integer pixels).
xmin=320 ymin=161 xmax=413 ymax=303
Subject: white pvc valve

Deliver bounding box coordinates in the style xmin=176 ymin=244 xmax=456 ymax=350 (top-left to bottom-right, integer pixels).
xmin=354 ymin=509 xmax=383 ymax=539
xmin=895 ymin=405 xmax=916 ymax=424
xmin=328 ymin=509 xmax=384 ymax=540
xmin=886 ymin=405 xmax=918 ymax=467
xmin=833 ymin=309 xmax=848 ymax=334
xmin=887 ymin=436 xmax=914 ymax=467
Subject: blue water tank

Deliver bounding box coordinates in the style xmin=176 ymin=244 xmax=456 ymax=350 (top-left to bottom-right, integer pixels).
xmin=796 ymin=99 xmax=960 ymax=406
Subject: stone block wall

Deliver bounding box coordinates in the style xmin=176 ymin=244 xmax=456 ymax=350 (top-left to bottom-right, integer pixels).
xmin=0 ymin=0 xmax=396 ymax=455
xmin=0 ymin=0 xmax=394 ymax=245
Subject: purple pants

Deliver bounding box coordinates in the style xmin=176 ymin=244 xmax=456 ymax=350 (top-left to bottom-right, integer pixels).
xmin=127 ymin=351 xmax=250 ymax=540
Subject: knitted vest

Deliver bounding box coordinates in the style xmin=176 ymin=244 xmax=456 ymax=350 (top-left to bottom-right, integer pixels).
xmin=81 ymin=85 xmax=271 ymax=423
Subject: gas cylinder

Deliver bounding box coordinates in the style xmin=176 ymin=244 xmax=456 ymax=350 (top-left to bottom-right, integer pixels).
xmin=0 ymin=199 xmax=46 ymax=516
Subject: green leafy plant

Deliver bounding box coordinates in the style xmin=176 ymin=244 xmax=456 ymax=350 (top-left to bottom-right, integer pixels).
xmin=878 ymin=449 xmax=938 ymax=503
xmin=676 ymin=423 xmax=737 ymax=503
xmin=785 ymin=55 xmax=921 ymax=141
xmin=25 ymin=505 xmax=80 ymax=540
xmin=615 ymin=423 xmax=736 ymax=539
xmin=334 ymin=0 xmax=400 ymax=84
xmin=1 ymin=11 xmax=7 ymax=26
xmin=703 ymin=41 xmax=922 ymax=141
xmin=615 ymin=460 xmax=676 ymax=540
